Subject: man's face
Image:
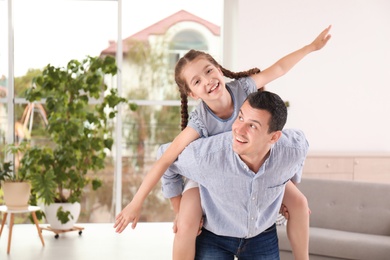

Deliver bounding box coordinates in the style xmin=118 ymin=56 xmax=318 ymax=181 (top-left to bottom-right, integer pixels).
xmin=232 ymin=101 xmax=277 ymax=159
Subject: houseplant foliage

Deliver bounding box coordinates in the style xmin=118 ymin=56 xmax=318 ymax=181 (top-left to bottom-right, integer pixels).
xmin=18 ymin=55 xmax=131 ymax=223
xmin=0 ymin=162 xmax=15 ymax=184
xmin=0 ymin=145 xmax=31 ymax=185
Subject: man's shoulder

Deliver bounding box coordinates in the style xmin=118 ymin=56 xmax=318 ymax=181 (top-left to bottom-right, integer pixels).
xmin=278 ymin=129 xmax=309 ymax=151
xmin=282 ymin=128 xmax=306 ymax=139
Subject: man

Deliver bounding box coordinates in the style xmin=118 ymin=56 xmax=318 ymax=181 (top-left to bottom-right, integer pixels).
xmin=160 ymin=90 xmax=309 ymax=259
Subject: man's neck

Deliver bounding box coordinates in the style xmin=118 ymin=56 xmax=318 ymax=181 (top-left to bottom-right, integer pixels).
xmin=241 ymin=150 xmax=271 ymax=173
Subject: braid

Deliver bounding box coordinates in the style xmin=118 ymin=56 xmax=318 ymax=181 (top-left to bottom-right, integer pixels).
xmin=220 ymin=67 xmax=261 ymax=80
xmin=180 ymin=93 xmax=189 ymax=131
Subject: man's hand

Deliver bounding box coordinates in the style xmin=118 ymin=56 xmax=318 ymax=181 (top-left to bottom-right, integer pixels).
xmin=279 ymin=203 xmax=312 ymax=220
xmin=113 ymin=201 xmax=142 ymax=233
xmin=280 ymin=203 xmax=290 ymax=220
xmin=197 ymin=217 xmax=204 ymax=235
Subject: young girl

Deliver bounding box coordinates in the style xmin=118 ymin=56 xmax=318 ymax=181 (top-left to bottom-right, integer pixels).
xmin=114 ymin=25 xmax=332 ymax=260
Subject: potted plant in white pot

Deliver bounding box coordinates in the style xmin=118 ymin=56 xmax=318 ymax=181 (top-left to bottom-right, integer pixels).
xmin=17 ymin=55 xmax=134 ymax=230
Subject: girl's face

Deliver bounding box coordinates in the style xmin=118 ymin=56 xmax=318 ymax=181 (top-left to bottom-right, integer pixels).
xmin=182 ymin=57 xmax=225 ymax=102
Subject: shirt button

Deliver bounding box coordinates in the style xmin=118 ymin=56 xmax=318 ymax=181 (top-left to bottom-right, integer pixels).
xmin=252 ymin=197 xmax=255 ymax=200
xmin=251 ymin=217 xmax=254 ymax=220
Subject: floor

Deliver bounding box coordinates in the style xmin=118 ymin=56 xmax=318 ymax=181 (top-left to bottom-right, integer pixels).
xmin=0 ymin=222 xmax=174 ymax=260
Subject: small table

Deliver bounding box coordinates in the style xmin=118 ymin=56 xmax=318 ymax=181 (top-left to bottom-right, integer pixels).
xmin=0 ymin=205 xmax=45 ymax=254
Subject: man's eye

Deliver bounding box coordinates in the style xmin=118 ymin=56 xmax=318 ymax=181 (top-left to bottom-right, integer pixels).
xmin=250 ymin=124 xmax=256 ymax=129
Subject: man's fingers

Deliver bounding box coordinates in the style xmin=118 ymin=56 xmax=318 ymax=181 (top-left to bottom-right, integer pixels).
xmin=197 ymin=217 xmax=204 ymax=235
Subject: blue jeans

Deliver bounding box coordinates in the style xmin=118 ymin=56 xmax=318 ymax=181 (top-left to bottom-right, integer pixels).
xmin=195 ymin=224 xmax=279 ymax=260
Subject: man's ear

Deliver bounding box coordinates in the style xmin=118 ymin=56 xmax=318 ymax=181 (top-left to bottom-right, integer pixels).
xmin=270 ymin=130 xmax=282 ymax=144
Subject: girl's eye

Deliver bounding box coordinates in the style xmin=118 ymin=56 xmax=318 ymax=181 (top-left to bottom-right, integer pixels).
xmin=194 ymin=79 xmax=200 ymax=86
xmin=206 ymin=68 xmax=213 ymax=74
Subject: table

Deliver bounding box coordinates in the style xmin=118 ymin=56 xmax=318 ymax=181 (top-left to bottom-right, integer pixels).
xmin=0 ymin=205 xmax=45 ymax=254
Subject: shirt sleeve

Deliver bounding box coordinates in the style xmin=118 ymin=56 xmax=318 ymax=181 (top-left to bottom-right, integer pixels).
xmin=290 ymin=129 xmax=309 ymax=184
xmin=278 ymin=129 xmax=309 ymax=184
xmin=157 ymin=143 xmax=185 ymax=198
xmin=290 ymin=161 xmax=305 ymax=183
xmin=240 ymin=77 xmax=258 ymax=95
xmin=187 ymin=109 xmax=208 ymax=138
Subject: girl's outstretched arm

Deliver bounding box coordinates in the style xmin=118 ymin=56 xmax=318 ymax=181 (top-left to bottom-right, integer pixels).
xmin=114 ymin=126 xmax=200 ymax=233
xmin=251 ymin=25 xmax=332 ymax=88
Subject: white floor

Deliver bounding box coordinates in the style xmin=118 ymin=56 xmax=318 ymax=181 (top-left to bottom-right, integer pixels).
xmin=0 ymin=222 xmax=174 ymax=260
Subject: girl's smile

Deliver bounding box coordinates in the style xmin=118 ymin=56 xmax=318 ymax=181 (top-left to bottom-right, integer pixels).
xmin=207 ymin=81 xmax=220 ymax=94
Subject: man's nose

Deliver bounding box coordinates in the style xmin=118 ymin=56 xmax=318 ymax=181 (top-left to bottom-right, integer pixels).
xmin=234 ymin=123 xmax=246 ymax=135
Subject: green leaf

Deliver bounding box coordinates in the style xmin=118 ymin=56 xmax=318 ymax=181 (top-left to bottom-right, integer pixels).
xmin=92 ymin=179 xmax=102 ymax=190
xmin=57 ymin=206 xmax=73 ymax=224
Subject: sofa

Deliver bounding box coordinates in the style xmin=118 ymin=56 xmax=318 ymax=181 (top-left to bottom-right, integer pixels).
xmin=277 ymin=178 xmax=390 ymax=260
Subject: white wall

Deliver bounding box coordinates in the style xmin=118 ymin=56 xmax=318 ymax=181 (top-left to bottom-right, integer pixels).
xmin=224 ymin=0 xmax=390 ymax=152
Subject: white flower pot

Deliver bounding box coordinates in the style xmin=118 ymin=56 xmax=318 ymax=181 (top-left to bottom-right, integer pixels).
xmin=44 ymin=202 xmax=81 ymax=230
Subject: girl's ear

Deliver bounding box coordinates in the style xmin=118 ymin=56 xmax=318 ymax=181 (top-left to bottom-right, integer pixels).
xmin=188 ymin=92 xmax=199 ymax=100
xmin=218 ymin=66 xmax=223 ymax=75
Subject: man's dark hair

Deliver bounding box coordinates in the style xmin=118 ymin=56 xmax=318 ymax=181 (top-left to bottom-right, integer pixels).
xmin=246 ymin=90 xmax=288 ymax=133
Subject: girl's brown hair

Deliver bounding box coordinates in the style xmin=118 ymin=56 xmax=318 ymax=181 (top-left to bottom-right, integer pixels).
xmin=175 ymin=49 xmax=261 ymax=130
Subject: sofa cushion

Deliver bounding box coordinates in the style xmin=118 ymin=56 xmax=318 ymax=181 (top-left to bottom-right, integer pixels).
xmin=298 ymin=178 xmax=390 ymax=236
xmin=278 ymin=226 xmax=390 ymax=260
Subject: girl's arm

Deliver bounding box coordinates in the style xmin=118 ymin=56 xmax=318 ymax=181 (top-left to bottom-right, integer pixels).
xmin=251 ymin=25 xmax=332 ymax=88
xmin=114 ymin=126 xmax=200 ymax=233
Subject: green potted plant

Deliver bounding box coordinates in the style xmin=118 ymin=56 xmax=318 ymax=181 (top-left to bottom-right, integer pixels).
xmin=0 ymin=158 xmax=31 ymax=209
xmin=17 ymin=55 xmax=134 ymax=229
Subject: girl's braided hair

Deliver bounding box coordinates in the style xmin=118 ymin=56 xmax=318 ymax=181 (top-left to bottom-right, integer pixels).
xmin=175 ymin=49 xmax=261 ymax=130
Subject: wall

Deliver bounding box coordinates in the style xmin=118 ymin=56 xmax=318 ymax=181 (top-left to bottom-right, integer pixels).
xmin=224 ymin=0 xmax=390 ymax=152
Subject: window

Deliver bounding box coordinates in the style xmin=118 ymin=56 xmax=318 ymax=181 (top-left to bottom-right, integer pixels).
xmin=169 ymin=30 xmax=208 ymax=68
xmin=2 ymin=0 xmax=223 ymax=224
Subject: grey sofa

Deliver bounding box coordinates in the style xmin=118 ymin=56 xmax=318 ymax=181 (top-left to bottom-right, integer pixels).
xmin=277 ymin=178 xmax=390 ymax=260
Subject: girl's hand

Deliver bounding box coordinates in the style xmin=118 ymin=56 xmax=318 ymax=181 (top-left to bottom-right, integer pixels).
xmin=310 ymin=25 xmax=332 ymax=51
xmin=114 ymin=201 xmax=142 ymax=233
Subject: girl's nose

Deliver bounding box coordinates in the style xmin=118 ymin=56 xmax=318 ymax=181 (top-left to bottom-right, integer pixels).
xmin=204 ymin=78 xmax=213 ymax=87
